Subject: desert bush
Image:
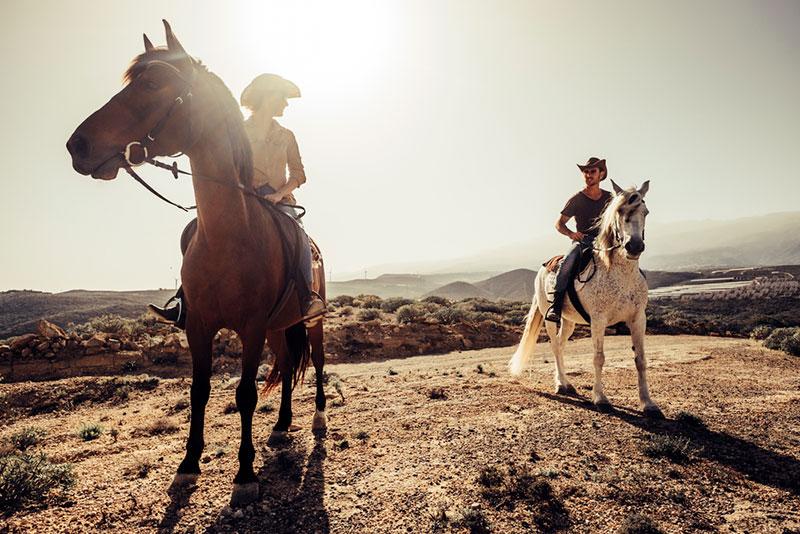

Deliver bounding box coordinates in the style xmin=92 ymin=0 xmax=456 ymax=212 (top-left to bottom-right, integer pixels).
xmin=477 ymin=465 xmax=504 ymax=487
xmin=397 ymin=304 xmax=426 ymax=324
xmin=257 ymin=402 xmax=275 ymax=413
xmin=618 ymin=513 xmax=664 ymax=534
xmin=354 ymin=294 xmax=382 ymax=309
xmin=0 ymin=452 xmax=75 ymax=511
xmin=430 ymin=307 xmax=467 ymax=324
xmin=421 ymin=295 xmax=450 ymax=306
xmin=78 ymin=424 xmax=103 ymax=441
xmin=339 ymin=306 xmax=353 ymax=317
xmin=146 ymin=418 xmax=179 ymax=436
xmin=641 ymin=434 xmax=693 ymax=463
xmin=453 ymin=507 xmax=491 ymax=534
xmin=328 ymin=295 xmax=354 ymax=307
xmin=749 ymin=324 xmax=773 ymax=340
xmin=763 ymin=327 xmax=800 ymax=356
xmin=222 ymin=402 xmax=238 ymax=415
xmin=380 ymin=297 xmax=414 ymax=313
xmin=71 ymin=313 xmax=155 ymax=337
xmin=357 ymin=308 xmax=382 ymax=321
xmin=428 ymin=387 xmax=447 ymax=400
xmin=8 ymin=427 xmax=46 ymax=452
xmin=503 ymin=308 xmax=528 ymax=326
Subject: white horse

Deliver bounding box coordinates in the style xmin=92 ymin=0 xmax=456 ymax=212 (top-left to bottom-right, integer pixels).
xmin=509 ymin=180 xmax=663 ymax=418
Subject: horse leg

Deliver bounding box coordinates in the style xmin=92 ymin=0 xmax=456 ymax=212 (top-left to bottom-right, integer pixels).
xmin=629 ymin=313 xmax=664 ymax=419
xmin=266 ymin=330 xmax=293 ymax=445
xmin=230 ymin=326 xmax=266 ymax=506
xmin=556 ymin=319 xmax=577 ymax=395
xmin=309 ymin=322 xmax=327 ymax=433
xmin=175 ymin=320 xmax=213 ymax=483
xmin=545 ymin=319 xmax=573 ymax=395
xmin=590 ymin=321 xmax=612 ymax=411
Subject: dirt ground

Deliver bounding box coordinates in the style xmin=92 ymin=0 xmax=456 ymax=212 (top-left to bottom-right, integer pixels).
xmin=1 ymin=335 xmax=799 ymax=533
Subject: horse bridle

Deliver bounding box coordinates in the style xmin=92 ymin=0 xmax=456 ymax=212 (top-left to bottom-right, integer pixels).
xmin=122 ymin=61 xmax=195 ymax=169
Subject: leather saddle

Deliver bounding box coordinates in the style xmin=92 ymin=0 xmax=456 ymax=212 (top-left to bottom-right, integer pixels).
xmin=542 ymin=244 xmax=595 ymax=304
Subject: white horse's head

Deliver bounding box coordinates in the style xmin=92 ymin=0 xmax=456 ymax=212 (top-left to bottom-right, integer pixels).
xmin=597 ymin=180 xmax=650 ymax=262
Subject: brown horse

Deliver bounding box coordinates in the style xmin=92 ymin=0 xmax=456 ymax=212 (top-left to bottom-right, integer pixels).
xmin=66 ymin=21 xmax=327 ymax=505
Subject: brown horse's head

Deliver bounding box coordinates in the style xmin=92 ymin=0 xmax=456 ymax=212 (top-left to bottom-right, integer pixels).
xmin=67 ymin=21 xmax=198 ymax=180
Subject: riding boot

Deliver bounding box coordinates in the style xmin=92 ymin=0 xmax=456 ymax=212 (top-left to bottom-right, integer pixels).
xmin=545 ymin=290 xmax=565 ymax=323
xmin=303 ymin=291 xmax=327 ymax=327
xmin=147 ymin=287 xmax=187 ymax=329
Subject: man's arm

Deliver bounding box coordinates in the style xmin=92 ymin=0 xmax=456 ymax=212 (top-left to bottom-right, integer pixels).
xmin=555 ymin=214 xmax=584 ymax=241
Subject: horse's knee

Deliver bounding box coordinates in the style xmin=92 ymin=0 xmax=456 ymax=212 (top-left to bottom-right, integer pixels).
xmin=235 ymin=380 xmax=257 ymax=413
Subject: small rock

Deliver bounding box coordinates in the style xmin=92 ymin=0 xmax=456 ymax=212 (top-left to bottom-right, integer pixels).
xmin=10 ymin=333 xmax=37 ymax=351
xmin=233 ymin=509 xmax=244 ymax=519
xmin=221 ymin=506 xmax=233 ymax=516
xmin=36 ymin=319 xmax=67 ymax=339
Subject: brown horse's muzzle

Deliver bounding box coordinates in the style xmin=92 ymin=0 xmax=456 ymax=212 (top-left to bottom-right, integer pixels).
xmin=66 ymin=129 xmax=122 ymax=180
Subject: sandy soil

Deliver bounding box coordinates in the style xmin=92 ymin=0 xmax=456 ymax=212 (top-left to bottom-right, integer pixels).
xmin=1 ymin=335 xmax=799 ymax=533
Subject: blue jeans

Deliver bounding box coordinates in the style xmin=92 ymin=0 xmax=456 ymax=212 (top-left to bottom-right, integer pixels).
xmin=256 ymin=184 xmax=313 ymax=288
xmin=554 ymin=236 xmax=594 ymax=292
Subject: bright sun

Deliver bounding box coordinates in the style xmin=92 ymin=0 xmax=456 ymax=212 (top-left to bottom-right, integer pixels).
xmin=233 ymin=1 xmax=400 ymax=108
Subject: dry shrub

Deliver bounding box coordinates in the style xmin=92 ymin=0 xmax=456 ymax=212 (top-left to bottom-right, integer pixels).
xmin=357 ymin=308 xmax=382 ymax=321
xmin=0 ymin=453 xmax=75 ymax=511
xmin=146 ymin=418 xmax=179 ymax=436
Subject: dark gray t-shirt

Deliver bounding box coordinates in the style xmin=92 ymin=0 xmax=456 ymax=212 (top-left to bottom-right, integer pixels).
xmin=561 ymin=190 xmax=612 ymax=237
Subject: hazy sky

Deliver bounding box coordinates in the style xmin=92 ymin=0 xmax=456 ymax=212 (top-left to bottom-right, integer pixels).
xmin=1 ymin=0 xmax=798 ymax=292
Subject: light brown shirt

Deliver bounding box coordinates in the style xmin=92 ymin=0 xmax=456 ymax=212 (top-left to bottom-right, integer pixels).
xmin=244 ymin=118 xmax=307 ymax=205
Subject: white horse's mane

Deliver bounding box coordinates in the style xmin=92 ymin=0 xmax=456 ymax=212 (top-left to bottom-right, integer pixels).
xmin=594 ymin=187 xmax=645 ymax=267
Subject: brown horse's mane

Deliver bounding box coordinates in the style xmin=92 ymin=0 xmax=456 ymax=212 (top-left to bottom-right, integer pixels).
xmin=123 ymin=48 xmax=253 ymax=188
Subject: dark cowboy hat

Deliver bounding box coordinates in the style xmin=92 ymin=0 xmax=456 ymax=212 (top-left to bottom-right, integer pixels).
xmin=240 ymin=73 xmax=301 ymax=109
xmin=577 ymin=157 xmax=607 ymax=180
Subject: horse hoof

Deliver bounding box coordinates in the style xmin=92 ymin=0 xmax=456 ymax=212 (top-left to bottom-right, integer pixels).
xmin=230 ymin=482 xmax=259 ymax=507
xmin=312 ymin=410 xmax=327 ymax=431
xmin=644 ymin=406 xmax=665 ymax=419
xmin=172 ymin=473 xmax=199 ymax=486
xmin=267 ymin=430 xmax=290 ymax=448
xmin=556 ymin=384 xmax=577 ymax=396
xmin=595 ymin=401 xmax=613 ymax=413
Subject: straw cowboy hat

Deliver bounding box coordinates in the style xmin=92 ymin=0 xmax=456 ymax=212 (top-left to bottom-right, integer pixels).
xmin=240 ymin=74 xmax=301 ymax=109
xmin=577 ymin=157 xmax=607 ymax=180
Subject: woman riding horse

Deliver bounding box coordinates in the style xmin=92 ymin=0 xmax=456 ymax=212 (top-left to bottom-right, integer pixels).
xmin=148 ymin=74 xmax=325 ymax=326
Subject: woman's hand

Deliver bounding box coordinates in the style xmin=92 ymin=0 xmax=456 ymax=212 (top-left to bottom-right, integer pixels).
xmin=264 ymin=192 xmax=284 ymax=204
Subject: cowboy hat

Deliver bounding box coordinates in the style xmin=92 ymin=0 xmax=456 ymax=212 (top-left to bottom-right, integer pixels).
xmin=240 ymin=73 xmax=301 ymax=109
xmin=577 ymin=157 xmax=607 ymax=179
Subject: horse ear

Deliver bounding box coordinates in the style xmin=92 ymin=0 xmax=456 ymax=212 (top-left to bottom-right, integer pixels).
xmin=638 ymin=180 xmax=650 ymax=197
xmin=143 ymin=33 xmax=155 ymax=53
xmin=610 ymin=179 xmax=624 ymax=195
xmin=163 ymin=19 xmax=187 ymax=57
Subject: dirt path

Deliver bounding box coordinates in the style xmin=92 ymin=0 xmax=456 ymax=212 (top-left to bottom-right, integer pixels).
xmin=2 ymin=335 xmax=799 ymax=533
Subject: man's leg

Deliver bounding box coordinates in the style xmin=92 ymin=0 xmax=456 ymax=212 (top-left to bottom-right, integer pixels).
xmin=545 ymin=241 xmax=582 ymax=323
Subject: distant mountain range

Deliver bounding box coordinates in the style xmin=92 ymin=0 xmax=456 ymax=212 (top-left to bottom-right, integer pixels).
xmin=344 ymin=211 xmax=800 ymax=275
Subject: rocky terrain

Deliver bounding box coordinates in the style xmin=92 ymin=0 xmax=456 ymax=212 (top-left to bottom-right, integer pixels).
xmin=1 ymin=336 xmax=799 ymax=532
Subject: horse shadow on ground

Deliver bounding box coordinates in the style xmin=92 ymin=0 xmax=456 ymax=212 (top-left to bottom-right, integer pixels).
xmin=536 ymin=391 xmax=800 ymax=496
xmin=202 ymin=434 xmax=330 ymax=533
xmin=157 ymin=476 xmax=200 ymax=532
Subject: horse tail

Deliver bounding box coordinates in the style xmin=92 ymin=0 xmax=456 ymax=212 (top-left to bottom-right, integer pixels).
xmin=509 ymin=300 xmax=543 ymax=376
xmin=263 ymin=323 xmax=312 ymax=393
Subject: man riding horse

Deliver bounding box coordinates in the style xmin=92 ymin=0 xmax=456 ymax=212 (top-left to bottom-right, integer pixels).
xmin=546 ymin=156 xmax=612 ymax=323
xmin=148 ymin=73 xmax=326 ymax=327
